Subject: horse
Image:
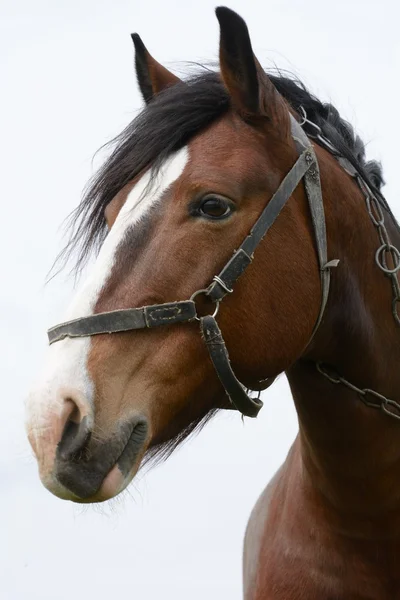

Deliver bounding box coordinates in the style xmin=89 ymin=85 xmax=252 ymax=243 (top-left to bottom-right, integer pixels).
xmin=25 ymin=6 xmax=400 ymax=599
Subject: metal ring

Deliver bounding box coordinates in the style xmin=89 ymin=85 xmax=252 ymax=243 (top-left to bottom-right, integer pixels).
xmin=375 ymin=244 xmax=400 ymax=274
xmin=392 ymin=298 xmax=400 ymax=327
xmin=190 ymin=289 xmax=220 ymax=322
xmin=366 ymin=194 xmax=385 ymax=227
xmin=356 ymin=175 xmax=370 ymax=197
xmin=316 ymin=362 xmax=341 ymax=384
xmin=359 ymin=393 xmax=381 ymax=410
xmin=381 ymin=399 xmax=400 ymax=421
xmin=316 ymin=134 xmax=339 ymax=155
xmin=212 ymin=276 xmax=233 ymax=294
xmin=299 ymin=108 xmax=322 ymax=135
xmin=378 ymin=226 xmax=391 ymax=249
xmin=298 ymin=106 xmax=307 ymax=126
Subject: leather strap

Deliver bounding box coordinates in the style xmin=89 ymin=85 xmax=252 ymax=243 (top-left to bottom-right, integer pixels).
xmin=290 ymin=116 xmax=338 ymax=340
xmin=201 ymin=315 xmax=263 ymax=418
xmin=48 ymin=301 xmax=197 ymax=344
xmin=207 ymin=148 xmax=315 ymax=302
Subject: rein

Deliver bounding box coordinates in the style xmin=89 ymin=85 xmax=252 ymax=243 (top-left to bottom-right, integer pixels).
xmin=47 ymin=110 xmax=400 ymax=420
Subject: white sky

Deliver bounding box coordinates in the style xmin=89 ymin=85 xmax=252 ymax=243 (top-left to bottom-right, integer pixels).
xmin=1 ymin=0 xmax=399 ymax=598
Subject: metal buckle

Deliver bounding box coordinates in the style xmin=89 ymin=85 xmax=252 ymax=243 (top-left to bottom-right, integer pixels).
xmin=190 ymin=289 xmax=220 ymax=322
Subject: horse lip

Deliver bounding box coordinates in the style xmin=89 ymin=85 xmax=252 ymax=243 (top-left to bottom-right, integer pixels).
xmin=117 ymin=417 xmax=148 ymax=477
xmin=55 ymin=416 xmax=149 ymax=500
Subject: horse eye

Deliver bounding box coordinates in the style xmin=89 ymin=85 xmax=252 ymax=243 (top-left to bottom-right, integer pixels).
xmin=198 ymin=196 xmax=233 ymax=220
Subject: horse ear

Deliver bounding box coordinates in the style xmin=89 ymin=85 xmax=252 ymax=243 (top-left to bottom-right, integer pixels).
xmin=215 ymin=7 xmax=283 ymax=121
xmin=131 ymin=34 xmax=181 ymax=103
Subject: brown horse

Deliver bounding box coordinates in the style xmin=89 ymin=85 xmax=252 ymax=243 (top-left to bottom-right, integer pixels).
xmin=26 ymin=6 xmax=400 ymax=599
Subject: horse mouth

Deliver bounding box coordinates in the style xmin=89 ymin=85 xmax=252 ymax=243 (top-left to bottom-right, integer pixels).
xmin=116 ymin=418 xmax=149 ymax=476
xmin=53 ymin=416 xmax=149 ymax=502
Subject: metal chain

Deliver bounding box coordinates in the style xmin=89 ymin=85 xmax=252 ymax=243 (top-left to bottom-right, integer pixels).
xmin=356 ymin=175 xmax=400 ymax=326
xmin=316 ymin=174 xmax=400 ymax=420
xmin=316 ymin=363 xmax=400 ymax=421
xmin=299 ymin=108 xmax=400 ymax=421
xmin=300 ymin=105 xmax=400 ymax=327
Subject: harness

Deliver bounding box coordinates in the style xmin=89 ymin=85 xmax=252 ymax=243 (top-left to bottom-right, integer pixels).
xmin=48 ymin=115 xmax=339 ymax=418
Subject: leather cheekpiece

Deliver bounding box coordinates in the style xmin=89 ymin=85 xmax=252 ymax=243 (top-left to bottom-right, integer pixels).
xmin=201 ymin=315 xmax=263 ymax=417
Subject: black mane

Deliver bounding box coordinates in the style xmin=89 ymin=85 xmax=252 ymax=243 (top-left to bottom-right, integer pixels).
xmin=64 ymin=69 xmax=389 ymax=271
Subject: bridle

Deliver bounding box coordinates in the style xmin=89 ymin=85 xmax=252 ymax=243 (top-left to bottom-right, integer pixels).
xmin=47 ymin=116 xmax=338 ymax=417
xmin=48 ymin=109 xmax=400 ymax=420
xmin=48 ymin=114 xmax=340 ymax=418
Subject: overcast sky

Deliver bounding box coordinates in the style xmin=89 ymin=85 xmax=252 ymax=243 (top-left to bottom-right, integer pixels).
xmin=1 ymin=1 xmax=399 ymax=598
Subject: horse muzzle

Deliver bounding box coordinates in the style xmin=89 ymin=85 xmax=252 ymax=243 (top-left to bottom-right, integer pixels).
xmin=27 ymin=396 xmax=149 ymax=502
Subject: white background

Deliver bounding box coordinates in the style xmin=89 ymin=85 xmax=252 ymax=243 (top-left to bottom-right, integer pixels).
xmin=1 ymin=0 xmax=399 ymax=598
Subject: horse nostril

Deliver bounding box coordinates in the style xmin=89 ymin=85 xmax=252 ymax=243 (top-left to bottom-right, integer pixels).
xmin=57 ymin=399 xmax=92 ymax=462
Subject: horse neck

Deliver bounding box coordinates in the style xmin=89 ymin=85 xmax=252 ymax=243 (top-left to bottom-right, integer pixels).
xmin=287 ymin=147 xmax=400 ymax=538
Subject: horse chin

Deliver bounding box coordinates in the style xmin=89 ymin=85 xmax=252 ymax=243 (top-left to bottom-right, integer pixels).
xmin=74 ymin=461 xmax=142 ymax=504
xmin=40 ymin=456 xmax=143 ymax=504
xmin=36 ymin=417 xmax=150 ymax=504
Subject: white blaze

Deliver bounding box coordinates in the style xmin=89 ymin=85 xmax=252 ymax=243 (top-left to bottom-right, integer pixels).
xmin=26 ymin=148 xmax=189 ymax=477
